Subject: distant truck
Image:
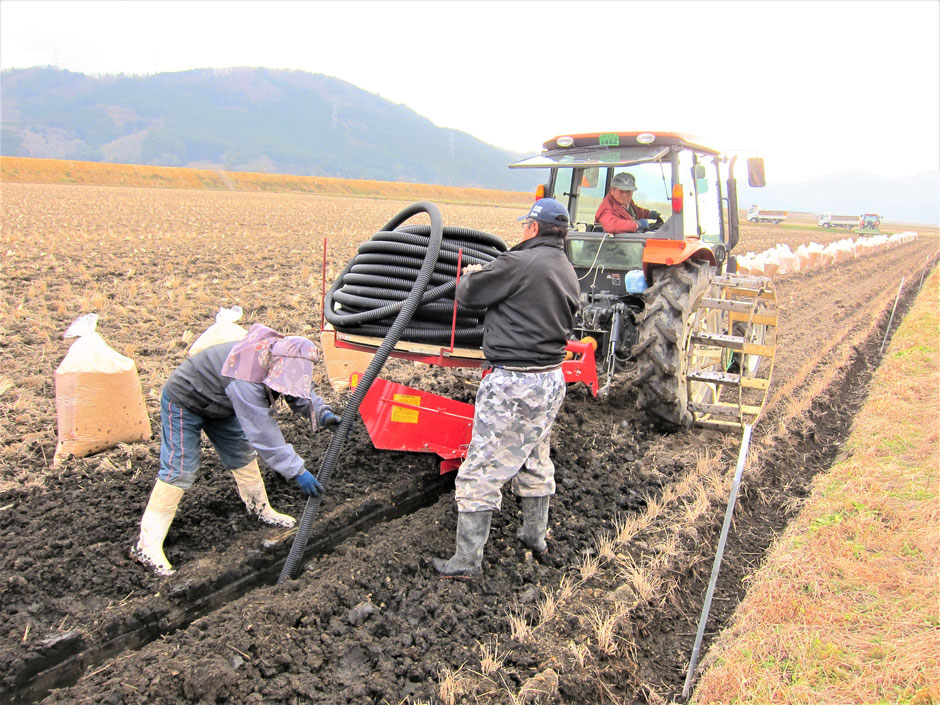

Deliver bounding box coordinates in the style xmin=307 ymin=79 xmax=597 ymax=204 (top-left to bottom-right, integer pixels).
xmin=817 ymin=213 xmax=857 ymax=229
xmin=746 ymin=206 xmax=787 ymax=224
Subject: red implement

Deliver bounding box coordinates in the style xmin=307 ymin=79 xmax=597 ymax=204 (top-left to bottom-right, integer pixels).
xmin=350 ymin=339 xmax=597 ymax=475
xmin=355 ymin=377 xmax=474 ymax=474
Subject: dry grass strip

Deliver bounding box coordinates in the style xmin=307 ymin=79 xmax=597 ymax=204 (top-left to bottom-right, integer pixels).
xmin=0 ymin=156 xmax=532 ymax=208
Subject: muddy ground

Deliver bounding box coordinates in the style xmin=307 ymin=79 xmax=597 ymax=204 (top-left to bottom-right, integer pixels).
xmin=1 ymin=183 xmax=937 ymax=704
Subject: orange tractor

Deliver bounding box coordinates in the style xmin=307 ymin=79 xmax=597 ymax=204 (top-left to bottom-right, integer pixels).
xmin=508 ymin=131 xmax=778 ymax=430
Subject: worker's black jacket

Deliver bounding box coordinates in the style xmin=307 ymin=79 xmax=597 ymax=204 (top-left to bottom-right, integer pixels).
xmin=456 ymin=232 xmax=579 ymax=367
xmin=163 ymin=342 xmax=237 ymax=418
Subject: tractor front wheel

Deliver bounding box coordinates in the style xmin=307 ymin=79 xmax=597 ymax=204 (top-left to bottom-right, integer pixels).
xmin=632 ymin=260 xmax=714 ymax=429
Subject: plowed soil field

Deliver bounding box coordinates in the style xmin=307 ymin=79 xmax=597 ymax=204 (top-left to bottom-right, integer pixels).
xmin=1 ymin=182 xmax=937 ymax=704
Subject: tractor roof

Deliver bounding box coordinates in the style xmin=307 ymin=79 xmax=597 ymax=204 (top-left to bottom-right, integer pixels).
xmin=509 ymin=131 xmax=720 ymax=169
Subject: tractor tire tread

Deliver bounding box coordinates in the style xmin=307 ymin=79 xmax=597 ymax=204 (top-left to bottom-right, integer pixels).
xmin=632 ymin=260 xmax=713 ymax=429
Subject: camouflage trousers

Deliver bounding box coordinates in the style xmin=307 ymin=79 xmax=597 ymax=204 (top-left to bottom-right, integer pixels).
xmin=455 ymin=367 xmax=566 ymax=513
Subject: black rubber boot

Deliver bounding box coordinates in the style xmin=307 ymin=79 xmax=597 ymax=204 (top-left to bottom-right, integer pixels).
xmin=433 ymin=511 xmax=492 ymax=579
xmin=516 ymin=495 xmax=550 ymax=554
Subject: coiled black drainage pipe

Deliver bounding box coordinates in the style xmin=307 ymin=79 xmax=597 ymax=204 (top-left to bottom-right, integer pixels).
xmin=325 ymin=223 xmax=507 ymax=346
xmin=277 ymin=202 xmax=446 ymax=583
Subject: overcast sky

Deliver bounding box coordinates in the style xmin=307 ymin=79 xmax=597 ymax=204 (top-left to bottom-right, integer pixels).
xmin=2 ymin=0 xmax=938 ymax=184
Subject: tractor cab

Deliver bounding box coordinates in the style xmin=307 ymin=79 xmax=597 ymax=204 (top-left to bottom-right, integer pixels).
xmin=509 ymin=132 xmax=764 ymax=296
xmin=509 ymin=133 xmax=777 ymax=425
xmin=858 ymin=213 xmax=881 ymax=234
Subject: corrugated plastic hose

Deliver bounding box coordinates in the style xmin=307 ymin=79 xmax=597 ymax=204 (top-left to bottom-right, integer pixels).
xmin=277 ymin=202 xmax=446 ymax=583
xmin=324 ymin=224 xmax=506 ymax=345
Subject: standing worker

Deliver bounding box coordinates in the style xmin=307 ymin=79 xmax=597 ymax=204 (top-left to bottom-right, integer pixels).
xmin=433 ymin=197 xmax=579 ymax=579
xmin=594 ymin=171 xmax=661 ymax=233
xmin=131 ymin=324 xmax=341 ymax=576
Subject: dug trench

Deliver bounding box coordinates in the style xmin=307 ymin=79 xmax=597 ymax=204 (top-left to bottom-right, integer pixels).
xmin=2 ymin=246 xmax=936 ymax=704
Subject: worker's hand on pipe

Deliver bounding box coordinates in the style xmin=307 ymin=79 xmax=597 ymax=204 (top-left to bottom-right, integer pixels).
xmin=462 ymin=263 xmax=484 ymax=275
xmin=295 ymin=470 xmax=323 ymax=497
xmin=318 ymin=408 xmax=341 ymax=430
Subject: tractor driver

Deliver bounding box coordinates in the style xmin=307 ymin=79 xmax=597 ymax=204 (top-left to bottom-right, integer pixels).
xmin=131 ymin=324 xmax=341 ymax=576
xmin=595 ymin=172 xmax=661 ymax=234
xmin=432 ymin=197 xmax=580 ymax=579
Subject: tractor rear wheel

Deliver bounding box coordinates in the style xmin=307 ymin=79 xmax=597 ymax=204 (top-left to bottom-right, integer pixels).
xmin=632 ymin=260 xmax=714 ymax=429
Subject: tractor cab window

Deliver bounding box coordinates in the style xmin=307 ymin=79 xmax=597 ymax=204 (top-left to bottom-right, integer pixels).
xmin=572 ymin=169 xmax=606 ymax=229
xmin=610 ymin=163 xmax=672 ymax=218
xmin=677 ymin=151 xmax=722 ymax=242
xmin=555 ymin=162 xmax=673 ymax=229
xmin=566 ymin=237 xmax=645 ymax=271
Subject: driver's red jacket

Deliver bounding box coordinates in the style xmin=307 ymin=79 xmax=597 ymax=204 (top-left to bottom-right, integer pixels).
xmin=594 ymin=192 xmax=651 ymax=234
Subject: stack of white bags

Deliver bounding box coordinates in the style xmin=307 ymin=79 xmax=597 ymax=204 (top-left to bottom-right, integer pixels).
xmin=736 ymin=232 xmax=919 ymax=277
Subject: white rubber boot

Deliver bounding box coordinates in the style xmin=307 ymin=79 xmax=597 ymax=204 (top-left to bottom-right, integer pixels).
xmin=131 ymin=479 xmax=184 ymax=576
xmin=231 ymin=460 xmax=296 ymax=528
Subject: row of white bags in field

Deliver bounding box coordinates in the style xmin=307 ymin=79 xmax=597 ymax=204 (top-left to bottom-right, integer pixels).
xmin=736 ymin=232 xmax=919 ymax=277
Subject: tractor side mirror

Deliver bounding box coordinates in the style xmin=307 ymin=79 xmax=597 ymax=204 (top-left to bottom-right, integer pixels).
xmin=747 ymin=158 xmax=766 ymax=187
xmin=693 ymin=164 xmax=707 ymax=180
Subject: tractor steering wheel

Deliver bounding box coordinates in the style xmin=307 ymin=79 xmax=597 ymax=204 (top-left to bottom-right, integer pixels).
xmin=646 ymin=215 xmax=665 ymax=232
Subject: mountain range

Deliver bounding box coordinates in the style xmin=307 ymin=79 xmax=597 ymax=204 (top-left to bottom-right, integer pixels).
xmin=0 ymin=66 xmax=535 ymax=191
xmin=1 ymin=67 xmax=937 ymax=224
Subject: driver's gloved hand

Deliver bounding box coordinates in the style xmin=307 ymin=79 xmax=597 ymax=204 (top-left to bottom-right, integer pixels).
xmin=647 ymin=210 xmax=661 ymax=220
xmin=637 ymin=218 xmax=650 ymax=232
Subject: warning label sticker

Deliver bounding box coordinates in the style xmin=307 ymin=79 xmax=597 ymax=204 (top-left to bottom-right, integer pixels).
xmin=390 ymin=394 xmax=421 ymax=423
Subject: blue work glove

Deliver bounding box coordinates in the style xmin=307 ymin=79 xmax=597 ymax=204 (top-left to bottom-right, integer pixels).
xmin=647 ymin=210 xmax=661 ymax=220
xmin=295 ymin=470 xmax=323 ymax=497
xmin=317 ymin=407 xmax=341 ymax=430
xmin=637 ymin=218 xmax=650 ymax=232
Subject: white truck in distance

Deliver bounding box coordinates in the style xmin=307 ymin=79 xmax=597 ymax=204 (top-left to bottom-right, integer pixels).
xmin=746 ymin=206 xmax=787 ymax=224
xmin=817 ymin=213 xmax=857 ymax=229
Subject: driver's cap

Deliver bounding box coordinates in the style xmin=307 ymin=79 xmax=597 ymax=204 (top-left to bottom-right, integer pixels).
xmin=611 ymin=172 xmax=637 ymax=191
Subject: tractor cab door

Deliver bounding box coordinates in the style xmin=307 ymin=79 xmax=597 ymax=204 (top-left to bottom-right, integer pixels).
xmin=680 ymin=151 xmax=723 ymax=243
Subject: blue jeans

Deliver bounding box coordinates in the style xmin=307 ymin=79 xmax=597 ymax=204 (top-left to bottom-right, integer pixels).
xmin=159 ymin=389 xmax=256 ymax=489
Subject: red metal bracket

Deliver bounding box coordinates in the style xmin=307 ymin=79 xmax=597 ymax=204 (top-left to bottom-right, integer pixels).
xmin=561 ymin=339 xmax=598 ymax=396
xmin=353 ymin=377 xmax=474 ymax=475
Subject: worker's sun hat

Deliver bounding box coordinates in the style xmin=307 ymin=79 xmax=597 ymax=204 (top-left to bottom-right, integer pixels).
xmin=517 ymin=197 xmax=570 ymax=224
xmin=611 ymin=172 xmax=637 ymax=191
xmin=222 ymin=324 xmax=318 ymax=399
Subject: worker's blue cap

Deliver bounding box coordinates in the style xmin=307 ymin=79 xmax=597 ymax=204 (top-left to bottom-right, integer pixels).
xmin=517 ymin=197 xmax=570 ymax=224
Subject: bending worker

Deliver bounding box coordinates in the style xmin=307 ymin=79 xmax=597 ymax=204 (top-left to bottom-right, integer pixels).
xmin=132 ymin=324 xmax=340 ymax=576
xmin=433 ymin=197 xmax=579 ymax=579
xmin=594 ymin=171 xmax=661 ymax=233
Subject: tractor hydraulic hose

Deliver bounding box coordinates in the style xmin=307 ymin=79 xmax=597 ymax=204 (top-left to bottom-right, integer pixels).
xmin=278 ymin=201 xmax=448 ymax=583
xmin=324 ymin=223 xmax=506 ymax=347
